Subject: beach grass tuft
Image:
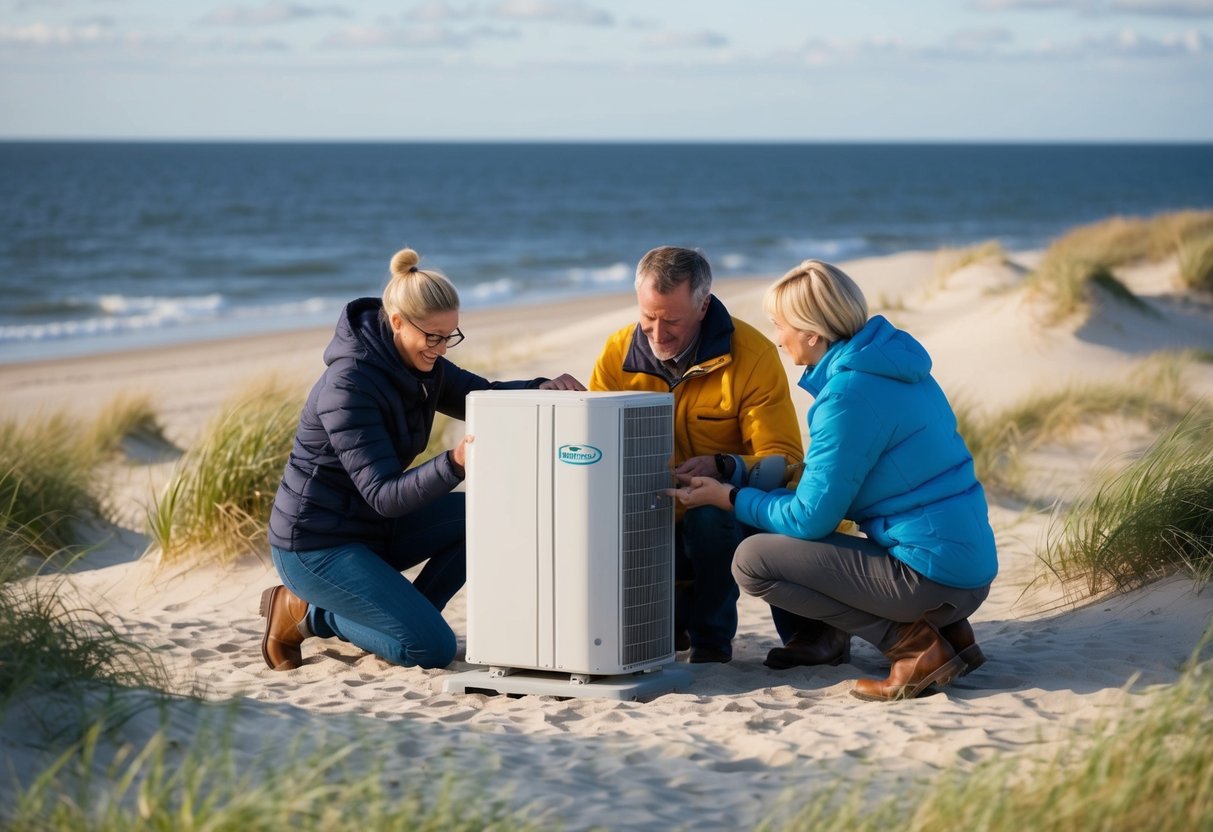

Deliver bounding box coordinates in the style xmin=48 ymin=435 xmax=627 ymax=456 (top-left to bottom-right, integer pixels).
xmin=6 ymin=714 xmax=543 ymax=831
xmin=769 ymin=627 xmax=1213 ymax=832
xmin=1028 ymin=210 xmax=1213 ymax=321
xmin=145 ymin=381 xmax=302 ymax=564
xmin=934 ymin=239 xmax=1006 ymax=281
xmin=953 ymin=352 xmax=1202 ymax=494
xmin=1043 ymin=413 xmax=1213 ymax=595
xmin=0 ymin=415 xmax=104 ymax=558
xmin=1177 ymin=230 xmax=1213 ymax=292
xmin=85 ymin=393 xmax=166 ymax=457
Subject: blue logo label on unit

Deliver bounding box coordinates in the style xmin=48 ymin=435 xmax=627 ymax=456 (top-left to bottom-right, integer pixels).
xmin=558 ymin=444 xmax=603 ymax=465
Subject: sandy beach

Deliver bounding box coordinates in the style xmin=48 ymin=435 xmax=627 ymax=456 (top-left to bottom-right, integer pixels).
xmin=3 ymin=249 xmax=1212 ymax=830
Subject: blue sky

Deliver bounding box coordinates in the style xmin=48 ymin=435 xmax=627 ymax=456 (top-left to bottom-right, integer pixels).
xmin=1 ymin=0 xmax=1211 ymax=140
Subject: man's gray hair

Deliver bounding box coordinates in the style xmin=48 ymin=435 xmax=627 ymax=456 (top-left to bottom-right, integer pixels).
xmin=635 ymin=246 xmax=713 ymax=308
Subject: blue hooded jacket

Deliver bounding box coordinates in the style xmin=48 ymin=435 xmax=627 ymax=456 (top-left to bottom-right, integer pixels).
xmin=269 ymin=298 xmax=546 ymax=554
xmin=734 ymin=315 xmax=997 ymax=589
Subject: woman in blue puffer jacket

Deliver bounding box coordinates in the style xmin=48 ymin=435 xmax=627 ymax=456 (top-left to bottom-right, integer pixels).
xmin=667 ymin=259 xmax=997 ymax=701
xmin=260 ymin=247 xmax=583 ymax=671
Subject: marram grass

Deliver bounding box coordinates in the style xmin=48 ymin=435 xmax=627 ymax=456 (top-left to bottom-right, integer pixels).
xmin=933 ymin=239 xmax=1006 ymax=281
xmin=952 ymin=351 xmax=1205 ymax=495
xmin=0 ymin=414 xmax=104 ymax=557
xmin=146 ymin=382 xmax=303 ymax=564
xmin=1044 ymin=414 xmax=1213 ymax=595
xmin=5 ymin=712 xmax=544 ymax=832
xmin=1178 ymin=230 xmax=1213 ymax=293
xmin=1028 ymin=209 xmax=1213 ymax=322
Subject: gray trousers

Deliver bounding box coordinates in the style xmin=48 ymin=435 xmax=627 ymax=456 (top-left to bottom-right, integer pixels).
xmin=732 ymin=532 xmax=990 ymax=653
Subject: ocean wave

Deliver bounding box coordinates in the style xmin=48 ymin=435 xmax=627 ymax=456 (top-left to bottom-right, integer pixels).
xmin=465 ymin=278 xmax=517 ymax=304
xmin=566 ymin=262 xmax=632 ymax=286
xmin=782 ymin=236 xmax=870 ymax=261
xmin=0 ymin=294 xmax=338 ymax=342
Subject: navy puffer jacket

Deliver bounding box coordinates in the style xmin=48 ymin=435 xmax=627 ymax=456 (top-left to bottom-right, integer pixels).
xmin=269 ymin=298 xmax=546 ymax=554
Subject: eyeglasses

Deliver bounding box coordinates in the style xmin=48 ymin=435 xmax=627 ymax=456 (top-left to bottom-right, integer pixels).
xmin=407 ymin=318 xmax=465 ymax=348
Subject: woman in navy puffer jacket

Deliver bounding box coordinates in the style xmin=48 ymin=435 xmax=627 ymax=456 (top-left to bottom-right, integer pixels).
xmin=667 ymin=259 xmax=997 ymax=701
xmin=260 ymin=247 xmax=583 ymax=671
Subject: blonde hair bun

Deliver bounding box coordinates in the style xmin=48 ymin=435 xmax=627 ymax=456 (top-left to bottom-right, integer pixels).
xmin=390 ymin=248 xmax=421 ymax=279
xmin=382 ymin=247 xmax=460 ymax=321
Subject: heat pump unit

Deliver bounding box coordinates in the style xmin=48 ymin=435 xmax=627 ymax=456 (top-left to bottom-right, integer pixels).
xmin=465 ymin=390 xmax=675 ymax=678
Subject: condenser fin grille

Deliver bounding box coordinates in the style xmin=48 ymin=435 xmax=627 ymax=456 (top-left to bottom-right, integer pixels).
xmin=620 ymin=403 xmax=674 ymax=666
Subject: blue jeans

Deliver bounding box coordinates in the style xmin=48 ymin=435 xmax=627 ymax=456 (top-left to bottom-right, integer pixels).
xmin=270 ymin=493 xmax=467 ymax=669
xmin=674 ymin=505 xmax=821 ymax=653
xmin=674 ymin=506 xmax=744 ymax=654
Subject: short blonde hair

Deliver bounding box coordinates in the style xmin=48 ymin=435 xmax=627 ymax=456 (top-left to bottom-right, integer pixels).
xmin=382 ymin=247 xmax=459 ymax=321
xmin=763 ymin=259 xmax=868 ymax=343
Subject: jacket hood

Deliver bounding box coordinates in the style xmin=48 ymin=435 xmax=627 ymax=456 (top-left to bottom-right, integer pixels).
xmin=800 ymin=315 xmax=932 ymax=396
xmin=324 ymin=297 xmax=407 ymax=372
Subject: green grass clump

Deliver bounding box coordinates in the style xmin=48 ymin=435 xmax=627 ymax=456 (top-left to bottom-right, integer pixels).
xmin=953 ymin=352 xmax=1202 ymax=494
xmin=1177 ymin=231 xmax=1213 ymax=292
xmin=934 ymin=239 xmax=1006 ymax=281
xmin=146 ymin=382 xmax=302 ymax=564
xmin=1028 ymin=210 xmax=1213 ymax=321
xmin=0 ymin=416 xmax=104 ymax=559
xmin=7 ymin=716 xmax=543 ymax=831
xmin=85 ymin=393 xmax=166 ymax=457
xmin=1043 ymin=414 xmax=1213 ymax=595
xmin=768 ymin=632 xmax=1213 ymax=832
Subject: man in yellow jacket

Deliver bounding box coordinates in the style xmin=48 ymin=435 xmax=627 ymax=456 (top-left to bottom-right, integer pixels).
xmin=590 ymin=246 xmax=806 ymax=663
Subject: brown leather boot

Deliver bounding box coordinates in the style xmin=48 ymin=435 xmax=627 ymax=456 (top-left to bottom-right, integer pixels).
xmin=940 ymin=618 xmax=986 ymax=676
xmin=851 ymin=619 xmax=967 ymax=701
xmin=764 ymin=625 xmax=851 ymax=669
xmin=259 ymin=585 xmax=310 ymax=671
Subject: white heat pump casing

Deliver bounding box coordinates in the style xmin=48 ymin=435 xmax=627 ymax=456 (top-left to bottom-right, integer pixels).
xmin=465 ymin=390 xmax=675 ymax=676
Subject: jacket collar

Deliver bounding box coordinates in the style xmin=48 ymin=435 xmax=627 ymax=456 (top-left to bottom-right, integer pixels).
xmin=622 ymin=295 xmax=735 ymax=387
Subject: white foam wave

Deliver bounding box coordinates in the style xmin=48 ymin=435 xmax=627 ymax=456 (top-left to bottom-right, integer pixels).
xmin=567 ymin=262 xmax=632 ymax=286
xmin=783 ymin=237 xmax=869 ymax=260
xmin=0 ymin=294 xmax=339 ymax=342
xmin=718 ymin=253 xmax=748 ymax=271
xmin=465 ymin=278 xmax=517 ymax=304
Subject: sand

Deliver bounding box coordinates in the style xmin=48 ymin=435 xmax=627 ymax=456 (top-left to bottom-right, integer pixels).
xmin=2 ymin=252 xmax=1211 ymax=830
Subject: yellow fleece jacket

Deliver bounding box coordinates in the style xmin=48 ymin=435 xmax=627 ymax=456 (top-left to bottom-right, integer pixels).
xmin=589 ymin=296 xmax=803 ymax=480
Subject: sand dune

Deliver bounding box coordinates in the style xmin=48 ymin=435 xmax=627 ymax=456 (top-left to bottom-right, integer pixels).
xmin=2 ymin=250 xmax=1211 ymax=830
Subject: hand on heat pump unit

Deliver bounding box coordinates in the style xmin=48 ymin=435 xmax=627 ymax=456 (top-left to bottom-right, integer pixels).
xmin=664 ymin=472 xmax=734 ymax=511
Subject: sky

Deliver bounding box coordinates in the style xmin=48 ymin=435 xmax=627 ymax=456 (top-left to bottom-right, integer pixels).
xmin=1 ymin=0 xmax=1211 ymax=141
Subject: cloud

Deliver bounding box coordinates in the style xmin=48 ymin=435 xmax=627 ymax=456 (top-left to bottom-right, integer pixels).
xmin=409 ymin=1 xmax=476 ymax=20
xmin=1110 ymin=0 xmax=1213 ymax=16
xmin=968 ymin=0 xmax=1213 ymax=15
xmin=487 ymin=0 xmax=613 ymax=26
xmin=0 ymin=21 xmax=111 ymax=46
xmin=321 ymin=22 xmax=469 ymax=48
xmin=642 ymin=30 xmax=729 ymax=49
xmin=793 ymin=25 xmax=1205 ymax=65
xmin=968 ymin=0 xmax=1079 ymax=9
xmin=202 ymin=3 xmax=350 ymax=27
xmin=1073 ymin=25 xmax=1207 ymax=53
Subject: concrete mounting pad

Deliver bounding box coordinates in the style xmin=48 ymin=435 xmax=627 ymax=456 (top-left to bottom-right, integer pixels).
xmin=441 ymin=665 xmax=693 ymax=701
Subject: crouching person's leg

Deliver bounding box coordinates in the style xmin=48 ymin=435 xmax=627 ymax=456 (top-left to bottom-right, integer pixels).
xmin=679 ymin=505 xmax=744 ymax=663
xmin=284 ymin=541 xmax=458 ymax=669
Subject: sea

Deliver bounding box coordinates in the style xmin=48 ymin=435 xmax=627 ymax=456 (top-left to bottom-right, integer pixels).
xmin=2 ymin=142 xmax=1212 ymax=364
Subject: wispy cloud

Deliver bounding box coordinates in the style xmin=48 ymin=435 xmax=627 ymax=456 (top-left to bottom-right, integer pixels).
xmin=321 ymin=22 xmax=469 ymax=48
xmin=201 ymin=3 xmax=351 ymax=27
xmin=1110 ymin=0 xmax=1213 ymax=17
xmin=793 ymin=25 xmax=1205 ymax=65
xmin=409 ymin=1 xmax=477 ymax=21
xmin=0 ymin=21 xmax=112 ymax=46
xmin=969 ymin=0 xmax=1213 ymax=15
xmin=487 ymin=0 xmax=613 ymax=26
xmin=642 ymin=30 xmax=729 ymax=49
